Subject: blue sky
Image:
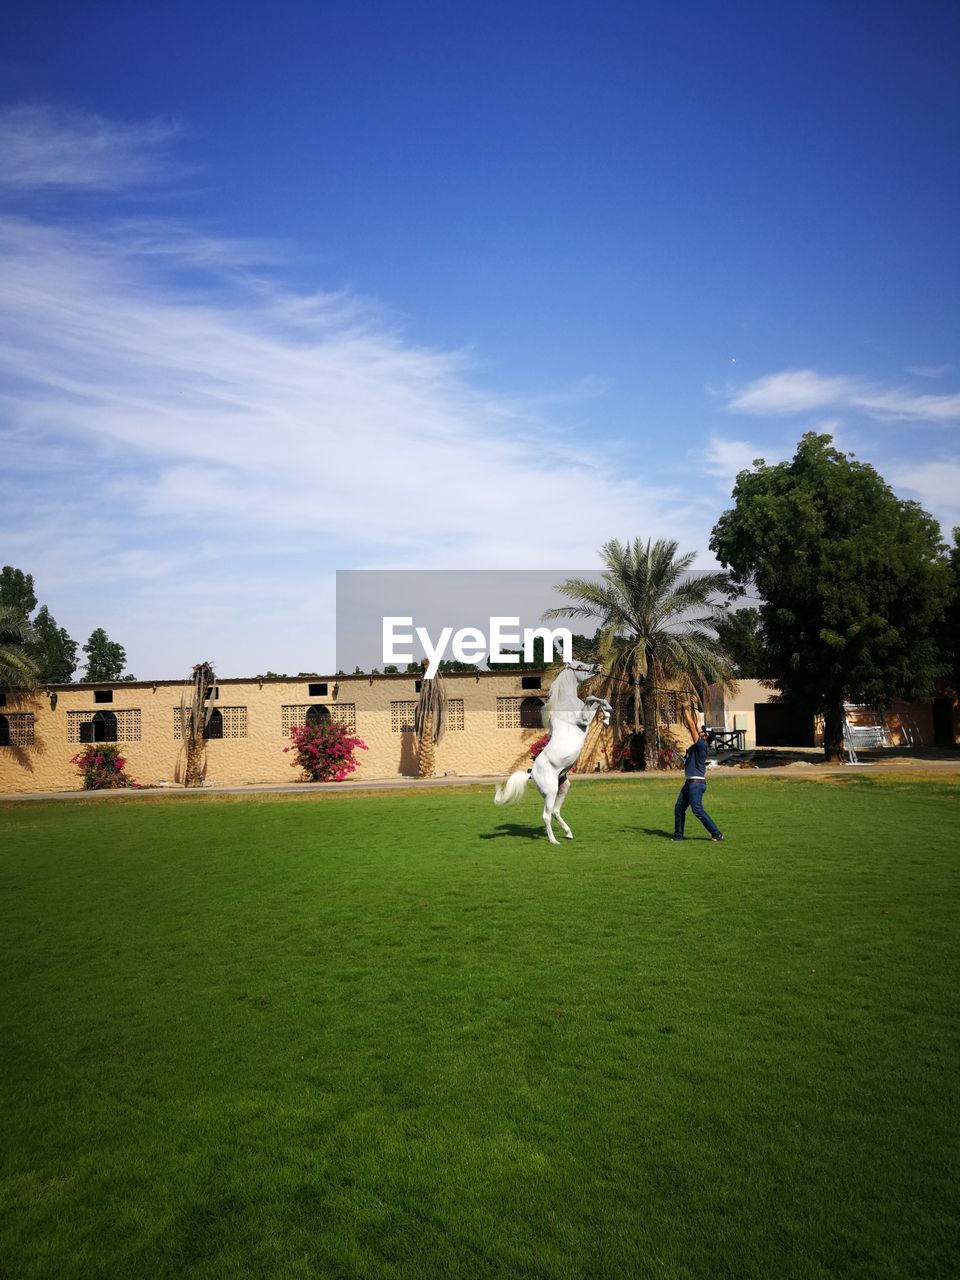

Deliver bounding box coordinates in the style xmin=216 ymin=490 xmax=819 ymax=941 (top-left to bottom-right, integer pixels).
xmin=1 ymin=1 xmax=958 ymax=677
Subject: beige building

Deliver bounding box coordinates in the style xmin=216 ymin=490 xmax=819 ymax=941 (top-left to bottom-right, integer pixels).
xmin=704 ymin=679 xmax=959 ymax=749
xmin=0 ymin=669 xmax=630 ymax=795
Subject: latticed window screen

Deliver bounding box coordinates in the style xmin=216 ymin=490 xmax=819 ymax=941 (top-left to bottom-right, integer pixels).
xmin=281 ymin=705 xmax=307 ymax=734
xmin=331 ymin=703 xmax=356 ymax=732
xmin=174 ymin=707 xmax=246 ymax=738
xmin=496 ymin=697 xmax=521 ymax=729
xmin=447 ymin=699 xmax=464 ymax=731
xmin=658 ymin=691 xmax=683 ymax=724
xmin=1 ymin=712 xmax=35 ymax=746
xmin=116 ymin=709 xmax=141 ymax=741
xmin=281 ymin=706 xmax=358 ymax=737
xmin=220 ymin=707 xmax=247 ymax=738
xmin=391 ymin=701 xmax=417 ymax=733
xmin=69 ymin=709 xmax=140 ymax=743
xmin=283 ymin=703 xmax=356 ymax=734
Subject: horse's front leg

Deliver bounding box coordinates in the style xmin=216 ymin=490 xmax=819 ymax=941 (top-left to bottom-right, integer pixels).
xmin=553 ymin=776 xmax=573 ymax=839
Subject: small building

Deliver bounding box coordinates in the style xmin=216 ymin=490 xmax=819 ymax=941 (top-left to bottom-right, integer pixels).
xmin=0 ymin=669 xmax=638 ymax=795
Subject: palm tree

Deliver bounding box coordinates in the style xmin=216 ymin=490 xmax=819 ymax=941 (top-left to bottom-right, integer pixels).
xmin=414 ymin=667 xmax=447 ymax=778
xmin=545 ymin=538 xmax=737 ymax=770
xmin=180 ymin=661 xmax=216 ymax=787
xmin=0 ymin=605 xmax=40 ymax=694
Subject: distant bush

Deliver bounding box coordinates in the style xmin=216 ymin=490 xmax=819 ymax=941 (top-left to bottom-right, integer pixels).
xmin=285 ymin=721 xmax=368 ymax=782
xmin=70 ymin=744 xmax=139 ymax=790
xmin=529 ymin=734 xmax=550 ymax=760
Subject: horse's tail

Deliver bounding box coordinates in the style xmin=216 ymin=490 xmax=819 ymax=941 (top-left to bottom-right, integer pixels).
xmin=494 ymin=770 xmax=530 ymax=806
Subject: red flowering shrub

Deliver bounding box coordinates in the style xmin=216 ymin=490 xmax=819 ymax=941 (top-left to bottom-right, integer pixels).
xmin=613 ymin=731 xmax=645 ymax=771
xmin=70 ymin=744 xmax=139 ymax=790
xmin=285 ymin=720 xmax=368 ymax=782
xmin=529 ymin=734 xmax=550 ymax=760
xmin=612 ymin=729 xmax=685 ymax=771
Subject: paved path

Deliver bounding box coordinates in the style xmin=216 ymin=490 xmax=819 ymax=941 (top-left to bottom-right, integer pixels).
xmin=3 ymin=752 xmax=958 ymax=803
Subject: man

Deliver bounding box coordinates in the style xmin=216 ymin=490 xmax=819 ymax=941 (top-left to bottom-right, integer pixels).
xmin=673 ymin=714 xmax=723 ymax=842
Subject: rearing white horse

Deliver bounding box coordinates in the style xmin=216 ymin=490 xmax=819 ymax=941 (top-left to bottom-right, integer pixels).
xmin=493 ymin=665 xmax=612 ymax=844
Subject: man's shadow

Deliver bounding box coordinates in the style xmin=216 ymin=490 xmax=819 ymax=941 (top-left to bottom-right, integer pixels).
xmin=624 ymin=826 xmax=675 ymax=839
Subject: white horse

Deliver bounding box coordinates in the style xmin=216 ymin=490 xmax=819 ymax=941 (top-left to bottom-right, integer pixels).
xmin=493 ymin=665 xmax=612 ymax=844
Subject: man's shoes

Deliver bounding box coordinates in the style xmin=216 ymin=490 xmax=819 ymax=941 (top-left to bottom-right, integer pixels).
xmin=671 ymin=835 xmax=684 ymax=841
xmin=711 ymin=834 xmax=724 ymax=842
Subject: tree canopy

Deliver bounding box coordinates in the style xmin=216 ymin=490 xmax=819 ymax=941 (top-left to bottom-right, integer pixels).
xmin=0 ymin=567 xmax=37 ymax=622
xmin=712 ymin=606 xmax=773 ymax=680
xmin=82 ymin=629 xmax=132 ymax=683
xmin=710 ymin=433 xmax=950 ymax=759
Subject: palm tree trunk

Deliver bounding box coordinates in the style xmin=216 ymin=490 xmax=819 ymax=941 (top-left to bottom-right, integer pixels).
xmin=640 ymin=684 xmax=659 ymax=770
xmin=417 ymin=710 xmax=436 ymax=777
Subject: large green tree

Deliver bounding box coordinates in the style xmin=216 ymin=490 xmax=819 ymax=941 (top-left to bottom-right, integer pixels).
xmin=942 ymin=527 xmax=960 ymax=694
xmin=710 ymin=433 xmax=950 ymax=760
xmin=546 ymin=538 xmax=736 ymax=770
xmin=1 ymin=566 xmax=82 ymax=686
xmin=0 ymin=567 xmax=37 ymax=622
xmin=712 ymin=606 xmax=773 ymax=679
xmin=32 ymin=606 xmax=79 ymax=683
xmin=82 ymin=628 xmax=131 ymax=682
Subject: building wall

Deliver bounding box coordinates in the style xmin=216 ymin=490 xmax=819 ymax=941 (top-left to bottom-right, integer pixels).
xmin=707 ymin=680 xmax=958 ymax=749
xmin=0 ymin=671 xmax=630 ymax=795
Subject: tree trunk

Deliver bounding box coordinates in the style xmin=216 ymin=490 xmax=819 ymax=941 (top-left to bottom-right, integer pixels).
xmin=640 ymin=684 xmax=659 ymax=770
xmin=823 ymin=703 xmax=845 ymax=762
xmin=184 ymin=725 xmax=205 ymax=787
xmin=417 ymin=710 xmax=435 ymax=778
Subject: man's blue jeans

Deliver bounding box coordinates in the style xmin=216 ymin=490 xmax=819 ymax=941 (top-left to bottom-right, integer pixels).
xmin=674 ymin=779 xmax=721 ymax=839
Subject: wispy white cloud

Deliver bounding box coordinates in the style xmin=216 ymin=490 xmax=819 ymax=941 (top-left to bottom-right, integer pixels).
xmin=890 ymin=459 xmax=960 ymax=534
xmin=0 ymin=107 xmax=701 ymax=676
xmin=0 ymin=104 xmax=180 ymax=191
xmin=725 ymin=368 xmax=960 ymax=424
xmin=702 ymin=435 xmax=768 ymax=486
xmin=905 ymin=363 xmax=953 ymax=379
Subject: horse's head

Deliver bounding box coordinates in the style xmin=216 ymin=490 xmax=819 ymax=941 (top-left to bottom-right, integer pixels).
xmin=565 ymin=662 xmax=600 ymax=684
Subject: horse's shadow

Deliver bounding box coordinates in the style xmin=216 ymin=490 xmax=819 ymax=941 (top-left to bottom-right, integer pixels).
xmin=480 ymin=823 xmax=544 ymax=841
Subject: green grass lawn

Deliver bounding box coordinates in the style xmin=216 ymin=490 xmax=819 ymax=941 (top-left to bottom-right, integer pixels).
xmin=1 ymin=777 xmax=958 ymax=1279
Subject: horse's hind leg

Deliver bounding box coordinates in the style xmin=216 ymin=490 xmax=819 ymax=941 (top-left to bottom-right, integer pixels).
xmin=553 ymin=777 xmax=573 ymax=840
xmin=539 ymin=779 xmax=561 ymax=845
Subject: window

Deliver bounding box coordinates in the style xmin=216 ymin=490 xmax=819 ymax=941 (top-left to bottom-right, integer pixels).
xmin=79 ymin=711 xmax=118 ymax=744
xmin=658 ymin=690 xmax=682 ymax=724
xmin=0 ymin=712 xmax=34 ymax=746
xmin=308 ymin=682 xmax=328 ymax=697
xmin=93 ymin=690 xmax=114 ymax=704
xmin=521 ymin=675 xmax=542 ymax=690
xmin=206 ymin=707 xmax=247 ymax=738
xmin=447 ymin=699 xmax=464 ymax=731
xmin=305 ymin=704 xmax=331 ymax=727
xmin=71 ymin=710 xmax=139 ymax=743
xmin=520 ymin=697 xmax=545 ymax=729
xmin=391 ymin=701 xmax=417 ymax=733
xmin=414 ymin=680 xmax=422 ymax=693
xmin=0 ymin=693 xmax=7 ymax=706
xmin=205 ymin=687 xmax=219 ymax=700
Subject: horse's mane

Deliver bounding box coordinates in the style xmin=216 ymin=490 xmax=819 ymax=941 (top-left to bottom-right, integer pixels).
xmin=541 ymin=667 xmax=584 ymax=729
